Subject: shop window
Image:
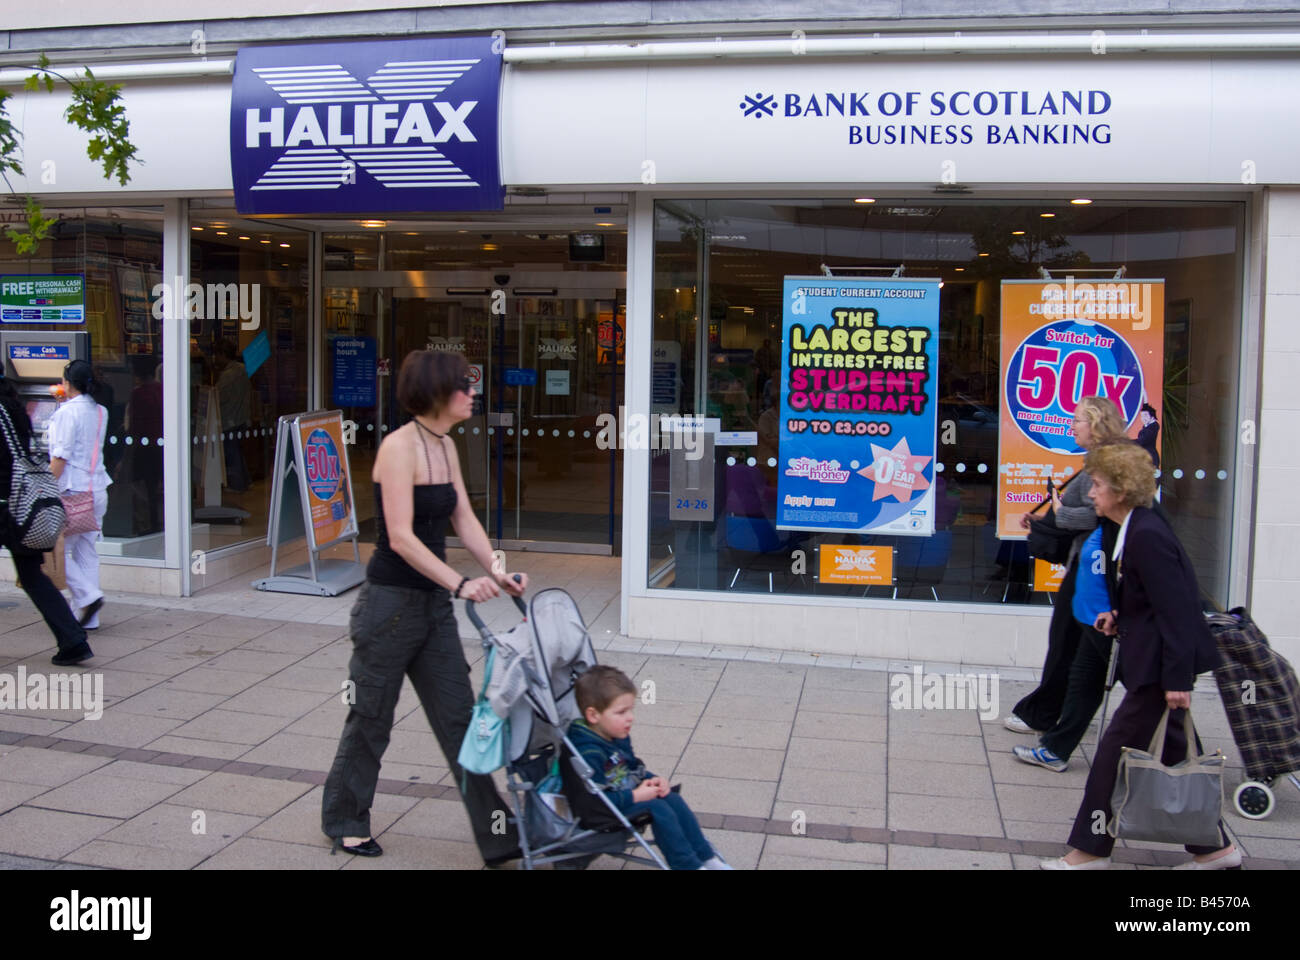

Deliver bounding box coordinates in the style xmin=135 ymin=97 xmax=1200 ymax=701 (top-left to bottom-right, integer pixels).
xmin=0 ymin=207 xmax=165 ymax=560
xmin=650 ymin=199 xmax=1245 ymax=607
xmin=189 ymin=214 xmax=310 ymax=553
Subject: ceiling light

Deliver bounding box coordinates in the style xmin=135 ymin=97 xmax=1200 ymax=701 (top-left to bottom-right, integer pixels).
xmin=481 ymin=243 xmax=498 ymax=251
xmin=279 ymin=242 xmax=290 ymax=248
xmin=191 ymin=226 xmax=203 ymax=231
xmin=1070 ymin=198 xmax=1092 ymax=205
xmin=259 ymin=239 xmax=271 ymax=244
xmin=1040 ymin=212 xmax=1056 ymax=218
xmin=978 ymin=252 xmax=990 ymax=257
xmin=853 ymin=197 xmax=876 ymax=204
xmin=238 ymin=236 xmax=251 ymax=241
xmin=955 ymin=267 xmax=965 ymax=272
xmin=216 ymin=231 xmax=228 ymax=236
xmin=595 ymin=222 xmax=615 ymax=227
xmin=359 ymin=220 xmax=386 ymax=228
xmin=1011 ymin=230 xmax=1025 ymax=236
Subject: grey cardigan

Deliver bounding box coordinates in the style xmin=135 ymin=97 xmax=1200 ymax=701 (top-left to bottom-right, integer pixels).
xmin=1055 ymin=468 xmax=1100 ymax=566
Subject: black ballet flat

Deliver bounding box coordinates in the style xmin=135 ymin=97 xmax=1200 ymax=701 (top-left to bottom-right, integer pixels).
xmin=331 ymin=837 xmax=383 ymax=857
xmin=77 ymin=597 xmax=103 ymax=627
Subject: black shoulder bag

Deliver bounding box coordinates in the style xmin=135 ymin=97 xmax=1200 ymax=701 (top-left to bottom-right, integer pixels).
xmin=1025 ymin=472 xmax=1091 ymax=565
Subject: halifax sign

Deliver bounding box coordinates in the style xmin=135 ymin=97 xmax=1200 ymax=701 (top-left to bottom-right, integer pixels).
xmin=231 ymin=37 xmax=502 ymax=215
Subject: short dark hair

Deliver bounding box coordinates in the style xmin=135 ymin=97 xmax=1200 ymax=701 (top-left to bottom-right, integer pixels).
xmin=396 ymin=349 xmax=468 ymax=417
xmin=63 ymin=359 xmax=95 ymax=395
xmin=575 ymin=665 xmax=636 ymax=714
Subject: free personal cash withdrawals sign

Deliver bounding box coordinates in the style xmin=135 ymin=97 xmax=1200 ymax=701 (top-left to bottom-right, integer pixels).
xmin=777 ymin=277 xmax=939 ymax=535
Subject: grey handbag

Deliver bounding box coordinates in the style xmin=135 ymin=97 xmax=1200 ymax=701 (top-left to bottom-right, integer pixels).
xmin=1108 ymin=707 xmax=1225 ymax=847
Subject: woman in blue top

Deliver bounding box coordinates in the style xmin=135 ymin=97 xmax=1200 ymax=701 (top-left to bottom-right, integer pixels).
xmin=47 ymin=360 xmax=111 ymax=631
xmin=321 ymin=349 xmax=528 ymax=865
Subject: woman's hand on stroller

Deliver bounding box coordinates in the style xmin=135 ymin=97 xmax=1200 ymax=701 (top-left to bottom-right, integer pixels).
xmin=461 ymin=576 xmax=502 ymax=603
xmin=496 ymin=571 xmax=528 ymax=596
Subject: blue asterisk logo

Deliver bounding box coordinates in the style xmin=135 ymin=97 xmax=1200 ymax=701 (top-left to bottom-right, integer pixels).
xmin=739 ymin=93 xmax=777 ymax=118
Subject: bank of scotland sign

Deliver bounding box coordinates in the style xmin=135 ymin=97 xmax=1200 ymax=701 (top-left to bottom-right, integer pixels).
xmin=231 ymin=38 xmax=502 ymax=214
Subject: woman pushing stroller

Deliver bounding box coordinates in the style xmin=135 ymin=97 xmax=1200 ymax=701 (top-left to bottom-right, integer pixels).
xmin=322 ymin=349 xmax=526 ymax=866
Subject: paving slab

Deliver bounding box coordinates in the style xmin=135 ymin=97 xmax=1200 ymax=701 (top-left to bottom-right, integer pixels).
xmin=888 ymin=845 xmax=1014 ymax=869
xmin=169 ymin=772 xmax=313 ymax=817
xmin=784 ymin=736 xmax=886 ymax=774
xmin=28 ymin=770 xmax=191 ymax=819
xmin=691 ymin=716 xmax=792 ymax=751
xmin=0 ymin=745 xmax=112 ymax=786
xmin=0 ymin=806 xmax=120 ymax=859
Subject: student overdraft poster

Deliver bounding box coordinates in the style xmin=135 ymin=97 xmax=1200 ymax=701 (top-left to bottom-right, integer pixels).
xmin=777 ymin=276 xmax=940 ymax=535
xmin=997 ymin=279 xmax=1164 ymax=538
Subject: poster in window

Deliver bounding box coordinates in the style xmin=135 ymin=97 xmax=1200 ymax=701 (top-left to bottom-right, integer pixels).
xmin=996 ymin=279 xmax=1164 ymax=539
xmin=776 ymin=276 xmax=940 ymax=536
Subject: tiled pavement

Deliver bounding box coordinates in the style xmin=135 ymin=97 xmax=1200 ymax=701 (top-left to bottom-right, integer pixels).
xmin=1 ymin=552 xmax=1298 ymax=871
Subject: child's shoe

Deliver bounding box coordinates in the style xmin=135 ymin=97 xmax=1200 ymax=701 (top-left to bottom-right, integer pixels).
xmin=701 ymin=853 xmax=734 ymax=870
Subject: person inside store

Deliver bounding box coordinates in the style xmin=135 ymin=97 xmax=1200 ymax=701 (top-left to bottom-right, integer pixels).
xmin=215 ymin=339 xmax=252 ymax=492
xmin=0 ymin=375 xmax=93 ymax=665
xmin=1003 ymin=396 xmax=1129 ymax=757
xmin=124 ymin=356 xmax=164 ymax=534
xmin=48 ymin=360 xmax=111 ymax=633
xmin=1136 ymin=402 xmax=1160 ymax=468
xmin=322 ymin=348 xmax=527 ymax=865
xmin=1043 ymin=441 xmax=1235 ymax=870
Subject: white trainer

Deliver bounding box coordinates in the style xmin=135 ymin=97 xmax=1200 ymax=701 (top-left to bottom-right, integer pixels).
xmin=1004 ymin=713 xmax=1036 ymax=734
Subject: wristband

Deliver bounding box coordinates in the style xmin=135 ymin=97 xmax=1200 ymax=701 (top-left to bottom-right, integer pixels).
xmin=453 ymin=576 xmax=469 ymax=598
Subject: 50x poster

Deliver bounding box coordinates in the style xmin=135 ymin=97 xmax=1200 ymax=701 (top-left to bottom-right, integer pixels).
xmin=777 ymin=276 xmax=940 ymax=535
xmin=997 ymin=278 xmax=1164 ymax=538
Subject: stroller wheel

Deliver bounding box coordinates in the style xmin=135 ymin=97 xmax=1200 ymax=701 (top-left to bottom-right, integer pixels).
xmin=1233 ymin=780 xmax=1275 ymax=820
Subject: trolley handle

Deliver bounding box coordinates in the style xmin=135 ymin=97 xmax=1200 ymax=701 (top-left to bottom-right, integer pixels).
xmin=464 ymin=574 xmax=527 ymax=634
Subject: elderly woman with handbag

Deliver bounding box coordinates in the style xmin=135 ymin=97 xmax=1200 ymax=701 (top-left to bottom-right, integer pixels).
xmin=47 ymin=360 xmax=111 ymax=631
xmin=1042 ymin=442 xmax=1235 ymax=869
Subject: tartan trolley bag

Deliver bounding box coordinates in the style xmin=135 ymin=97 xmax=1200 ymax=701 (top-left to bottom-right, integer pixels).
xmin=1207 ymin=607 xmax=1300 ymax=819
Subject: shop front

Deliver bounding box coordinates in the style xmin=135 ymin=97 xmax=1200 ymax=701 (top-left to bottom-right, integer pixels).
xmin=4 ymin=24 xmax=1299 ymax=667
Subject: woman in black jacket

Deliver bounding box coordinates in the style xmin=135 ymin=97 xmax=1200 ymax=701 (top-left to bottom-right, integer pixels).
xmin=0 ymin=376 xmax=93 ymax=665
xmin=1043 ymin=442 xmax=1233 ymax=870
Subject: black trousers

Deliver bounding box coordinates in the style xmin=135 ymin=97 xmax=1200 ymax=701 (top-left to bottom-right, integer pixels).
xmin=10 ymin=550 xmax=86 ymax=652
xmin=1067 ymin=683 xmax=1228 ymax=857
xmin=1040 ymin=626 xmax=1112 ymax=761
xmin=1014 ymin=557 xmax=1081 ymax=731
xmin=322 ymin=581 xmax=519 ymax=861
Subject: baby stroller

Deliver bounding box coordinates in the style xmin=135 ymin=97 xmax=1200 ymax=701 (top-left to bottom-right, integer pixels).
xmin=466 ymin=586 xmax=668 ymax=870
xmin=1206 ymin=608 xmax=1300 ymax=819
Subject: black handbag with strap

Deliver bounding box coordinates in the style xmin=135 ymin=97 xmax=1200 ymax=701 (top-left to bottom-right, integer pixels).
xmin=1025 ymin=472 xmax=1091 ymax=565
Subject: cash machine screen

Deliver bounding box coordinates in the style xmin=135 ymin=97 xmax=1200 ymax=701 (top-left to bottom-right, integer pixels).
xmin=25 ymin=399 xmax=58 ymax=452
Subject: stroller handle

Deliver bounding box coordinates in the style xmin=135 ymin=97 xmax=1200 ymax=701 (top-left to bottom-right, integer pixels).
xmin=464 ymin=574 xmax=527 ymax=636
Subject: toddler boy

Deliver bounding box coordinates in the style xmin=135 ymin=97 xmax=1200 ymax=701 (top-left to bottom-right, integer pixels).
xmin=568 ymin=665 xmax=731 ymax=870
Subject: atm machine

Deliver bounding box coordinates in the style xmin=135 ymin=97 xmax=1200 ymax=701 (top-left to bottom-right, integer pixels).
xmin=0 ymin=330 xmax=89 ymax=455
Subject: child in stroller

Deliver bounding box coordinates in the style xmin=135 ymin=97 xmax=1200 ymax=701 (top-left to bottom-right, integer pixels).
xmin=568 ymin=665 xmax=732 ymax=870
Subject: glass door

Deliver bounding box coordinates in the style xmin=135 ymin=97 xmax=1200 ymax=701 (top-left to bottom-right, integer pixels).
xmin=498 ymin=294 xmax=623 ymax=547
xmin=385 ymin=290 xmax=620 ymax=550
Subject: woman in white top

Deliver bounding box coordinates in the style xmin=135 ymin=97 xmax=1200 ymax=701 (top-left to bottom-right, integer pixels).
xmin=47 ymin=360 xmax=111 ymax=629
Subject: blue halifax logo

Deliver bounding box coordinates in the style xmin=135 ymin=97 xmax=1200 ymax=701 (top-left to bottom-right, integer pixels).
xmin=230 ymin=37 xmax=502 ymax=215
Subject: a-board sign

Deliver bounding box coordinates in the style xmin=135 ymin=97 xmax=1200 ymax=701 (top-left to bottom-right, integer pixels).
xmin=294 ymin=410 xmax=357 ymax=550
xmin=254 ymin=409 xmax=364 ymax=596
